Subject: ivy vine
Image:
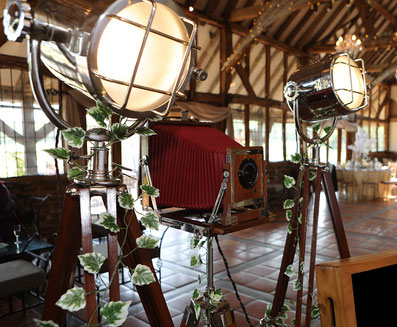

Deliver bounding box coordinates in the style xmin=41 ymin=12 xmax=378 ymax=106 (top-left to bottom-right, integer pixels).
xmin=34 ymin=101 xmax=160 ymax=327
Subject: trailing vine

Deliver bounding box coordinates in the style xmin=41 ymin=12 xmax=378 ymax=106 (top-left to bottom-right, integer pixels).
xmin=260 ymin=123 xmax=333 ymax=327
xmin=33 ymin=101 xmax=161 ymax=327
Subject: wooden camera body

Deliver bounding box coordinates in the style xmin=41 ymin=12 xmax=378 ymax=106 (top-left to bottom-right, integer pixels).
xmin=148 ymin=122 xmax=267 ymax=226
xmin=316 ymin=250 xmax=397 ymax=327
xmin=221 ymin=147 xmax=267 ymax=226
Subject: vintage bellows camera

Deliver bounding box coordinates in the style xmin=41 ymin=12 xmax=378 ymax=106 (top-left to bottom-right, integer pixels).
xmin=148 ymin=122 xmax=267 ymax=226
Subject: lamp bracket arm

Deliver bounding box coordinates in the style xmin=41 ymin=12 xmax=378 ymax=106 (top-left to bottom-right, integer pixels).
xmin=28 ymin=39 xmax=71 ymax=130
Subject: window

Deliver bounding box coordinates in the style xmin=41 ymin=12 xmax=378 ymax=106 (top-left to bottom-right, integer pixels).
xmin=0 ymin=69 xmax=63 ymax=178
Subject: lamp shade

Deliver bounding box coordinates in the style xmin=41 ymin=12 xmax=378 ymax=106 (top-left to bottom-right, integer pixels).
xmin=284 ymin=53 xmax=367 ymax=123
xmin=3 ymin=0 xmax=197 ymax=120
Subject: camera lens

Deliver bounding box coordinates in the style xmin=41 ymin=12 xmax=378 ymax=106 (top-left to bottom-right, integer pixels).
xmin=238 ymin=158 xmax=258 ymax=189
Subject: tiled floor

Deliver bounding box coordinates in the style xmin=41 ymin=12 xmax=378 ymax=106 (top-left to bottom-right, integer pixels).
xmin=3 ymin=192 xmax=397 ymax=326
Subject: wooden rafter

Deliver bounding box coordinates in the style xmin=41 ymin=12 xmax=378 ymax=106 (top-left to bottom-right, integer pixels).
xmin=353 ymin=0 xmax=376 ymax=35
xmin=235 ymin=63 xmax=256 ymax=97
xmin=222 ymin=0 xmax=312 ymax=71
xmin=367 ymin=0 xmax=397 ymax=30
xmin=222 ymin=0 xmax=240 ymax=20
xmin=296 ymin=4 xmax=329 ymax=48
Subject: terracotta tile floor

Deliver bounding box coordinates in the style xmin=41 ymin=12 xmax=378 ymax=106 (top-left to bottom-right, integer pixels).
xmin=3 ymin=193 xmax=397 ymax=326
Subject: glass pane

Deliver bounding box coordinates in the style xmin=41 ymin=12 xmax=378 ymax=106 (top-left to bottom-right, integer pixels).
xmin=378 ymin=124 xmax=385 ymax=152
xmin=328 ymin=131 xmax=338 ymax=165
xmin=286 ymin=113 xmax=298 ymax=161
xmin=249 ymin=106 xmax=265 ymax=147
xmin=370 ymin=123 xmax=377 ymax=151
xmin=341 ymin=129 xmax=346 ymax=164
xmin=269 ymin=109 xmax=283 ymax=162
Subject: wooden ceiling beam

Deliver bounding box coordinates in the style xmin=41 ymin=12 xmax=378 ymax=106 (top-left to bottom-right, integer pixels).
xmin=353 ymin=0 xmax=377 ymax=35
xmin=367 ymin=0 xmax=397 ymax=30
xmin=235 ymin=62 xmax=256 ymax=97
xmin=273 ymin=11 xmax=299 ymax=40
xmin=228 ymin=5 xmax=261 ymax=23
xmin=222 ymin=0 xmax=240 ymax=20
xmin=296 ymin=4 xmax=329 ymax=48
xmin=304 ymin=0 xmax=345 ymax=48
xmin=230 ymin=23 xmax=307 ymax=57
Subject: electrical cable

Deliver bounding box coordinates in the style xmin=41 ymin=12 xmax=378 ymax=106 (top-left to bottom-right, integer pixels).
xmin=54 ymin=80 xmax=64 ymax=217
xmin=214 ymin=235 xmax=254 ymax=327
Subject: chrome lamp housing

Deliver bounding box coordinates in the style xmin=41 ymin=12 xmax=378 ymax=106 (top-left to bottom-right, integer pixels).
xmin=3 ymin=0 xmax=199 ymax=129
xmin=283 ymin=52 xmax=368 ymax=164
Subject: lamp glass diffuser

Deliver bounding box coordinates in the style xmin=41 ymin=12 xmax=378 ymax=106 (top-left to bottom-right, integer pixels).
xmin=95 ymin=2 xmax=190 ymax=112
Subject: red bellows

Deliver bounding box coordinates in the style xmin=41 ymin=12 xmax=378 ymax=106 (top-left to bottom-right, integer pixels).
xmin=148 ymin=123 xmax=242 ymax=210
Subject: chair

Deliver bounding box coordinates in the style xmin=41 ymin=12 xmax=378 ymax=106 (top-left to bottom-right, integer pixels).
xmin=0 ymin=234 xmax=52 ymax=317
xmin=340 ymin=170 xmax=358 ymax=201
xmin=362 ymin=171 xmax=382 ymax=200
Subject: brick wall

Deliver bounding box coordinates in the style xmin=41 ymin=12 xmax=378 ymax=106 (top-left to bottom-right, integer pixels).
xmin=2 ymin=174 xmax=69 ymax=242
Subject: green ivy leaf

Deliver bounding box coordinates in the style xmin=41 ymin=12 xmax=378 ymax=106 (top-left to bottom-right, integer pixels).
xmin=55 ymin=286 xmax=85 ymax=312
xmin=291 ymin=152 xmax=302 ymax=164
xmin=293 ymin=279 xmax=303 ymax=291
xmin=100 ymin=300 xmax=131 ymax=327
xmin=194 ymin=302 xmax=201 ymax=321
xmin=118 ymin=192 xmax=134 ymax=210
xmin=136 ymin=127 xmax=157 ymax=136
xmin=44 ymin=148 xmax=70 ymax=160
xmin=97 ymin=212 xmax=120 ymax=233
xmin=324 ymin=125 xmax=333 ymax=135
xmin=190 ymin=254 xmax=203 ymax=267
xmin=33 ymin=319 xmax=60 ymax=327
xmin=111 ymin=123 xmax=129 ymax=141
xmin=62 ymin=127 xmax=86 ymax=149
xmin=140 ymin=184 xmax=160 ymax=198
xmin=286 ymin=209 xmax=293 ymax=221
xmin=190 ymin=238 xmax=200 ymax=249
xmin=192 ymin=288 xmax=200 ymax=300
xmin=140 ymin=212 xmax=160 ymax=231
xmin=300 ymin=262 xmax=305 ymax=273
xmin=136 ymin=235 xmax=159 ymax=249
xmin=131 ymin=264 xmax=156 ymax=286
xmin=287 ymin=223 xmax=293 ymax=234
xmin=284 ymin=264 xmax=296 ymax=278
xmin=67 ymin=167 xmax=86 ymax=180
xmin=284 ymin=175 xmax=296 ymax=189
xmin=311 ymin=302 xmax=320 ymax=319
xmin=78 ymin=252 xmax=106 ymax=275
xmin=210 ymin=288 xmax=222 ymax=304
xmin=87 ymin=101 xmax=113 ymax=128
xmin=312 ymin=123 xmax=320 ymax=133
xmin=281 ymin=304 xmax=291 ymax=313
xmin=309 ymin=171 xmax=316 ymax=181
xmin=283 ymin=199 xmax=295 ymax=209
xmin=298 ymin=213 xmax=303 ymax=224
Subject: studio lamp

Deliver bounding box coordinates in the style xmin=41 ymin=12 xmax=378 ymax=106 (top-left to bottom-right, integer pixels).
xmin=3 ymin=0 xmax=205 ymax=184
xmin=284 ymin=52 xmax=367 ymax=164
xmin=265 ymin=52 xmax=368 ymax=327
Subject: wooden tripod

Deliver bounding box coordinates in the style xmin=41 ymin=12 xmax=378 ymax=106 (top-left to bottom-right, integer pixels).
xmin=41 ymin=183 xmax=173 ymax=326
xmin=270 ymin=165 xmax=350 ymax=327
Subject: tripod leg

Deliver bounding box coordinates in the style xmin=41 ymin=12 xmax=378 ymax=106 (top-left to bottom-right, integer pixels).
xmin=117 ymin=208 xmax=174 ymax=327
xmin=271 ymin=168 xmax=305 ymax=318
xmin=106 ymin=187 xmax=120 ymax=301
xmin=294 ymin=166 xmax=310 ymax=327
xmin=42 ymin=193 xmax=81 ymax=326
xmin=79 ymin=188 xmax=98 ymax=325
xmin=305 ymin=167 xmax=322 ymax=326
xmin=322 ymin=170 xmax=350 ymax=259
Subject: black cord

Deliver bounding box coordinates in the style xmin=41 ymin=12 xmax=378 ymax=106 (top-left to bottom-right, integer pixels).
xmin=214 ymin=235 xmax=254 ymax=327
xmin=54 ymin=81 xmax=64 ymax=216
